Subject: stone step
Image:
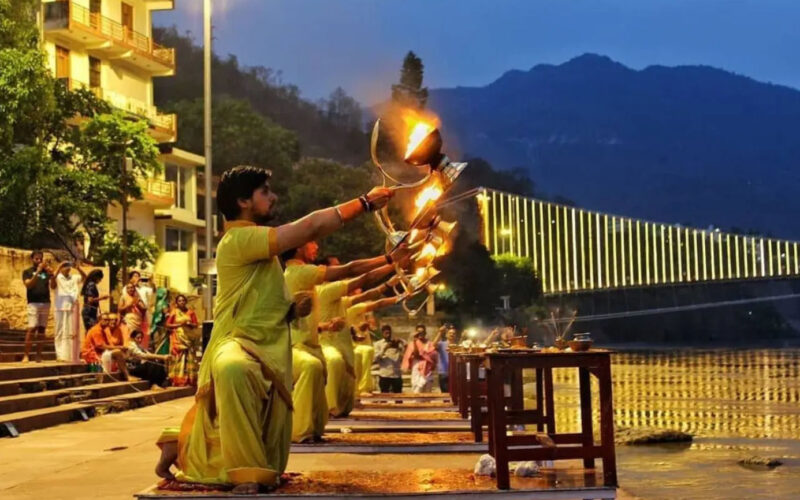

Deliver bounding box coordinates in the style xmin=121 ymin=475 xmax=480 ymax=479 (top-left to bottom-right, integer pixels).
xmin=0 ymin=329 xmax=27 ymax=339
xmin=88 ymin=385 xmax=195 ymax=415
xmin=0 ymin=386 xmax=195 ymax=437
xmin=0 ymin=342 xmax=56 ymax=351
xmin=0 ymin=372 xmax=119 ymax=397
xmin=0 ymin=351 xmax=58 ymax=363
xmin=0 ymin=362 xmax=87 ymax=381
xmin=0 ymin=380 xmax=151 ymax=415
xmin=0 ymin=402 xmax=95 ymax=436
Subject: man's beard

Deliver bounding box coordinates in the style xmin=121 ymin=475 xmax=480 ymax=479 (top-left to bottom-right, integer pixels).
xmin=254 ymin=204 xmax=278 ymax=226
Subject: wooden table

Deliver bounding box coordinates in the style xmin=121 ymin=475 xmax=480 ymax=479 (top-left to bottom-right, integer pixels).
xmin=450 ymin=352 xmax=486 ymax=440
xmin=484 ymin=349 xmax=617 ymax=490
xmin=447 ymin=349 xmax=459 ymax=407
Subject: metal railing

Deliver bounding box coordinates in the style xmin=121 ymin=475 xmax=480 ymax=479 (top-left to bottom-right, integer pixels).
xmin=56 ymin=78 xmax=175 ymax=135
xmin=44 ymin=0 xmax=175 ymax=69
xmin=142 ymin=178 xmax=176 ymax=200
xmin=478 ymin=188 xmax=800 ymax=295
xmin=153 ymin=274 xmax=171 ymax=289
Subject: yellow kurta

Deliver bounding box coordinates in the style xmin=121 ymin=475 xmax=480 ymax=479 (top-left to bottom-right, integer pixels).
xmin=284 ymin=260 xmax=328 ymax=442
xmin=158 ymin=221 xmax=292 ymax=487
xmin=316 ymin=280 xmax=355 ymax=417
xmin=347 ymin=302 xmax=375 ymax=395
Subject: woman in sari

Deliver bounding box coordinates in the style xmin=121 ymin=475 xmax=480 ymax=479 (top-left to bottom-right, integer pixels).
xmin=81 ymin=270 xmax=108 ymax=330
xmin=149 ymin=288 xmax=170 ymax=355
xmin=119 ymin=282 xmax=147 ymax=347
xmin=166 ymin=294 xmax=200 ymax=387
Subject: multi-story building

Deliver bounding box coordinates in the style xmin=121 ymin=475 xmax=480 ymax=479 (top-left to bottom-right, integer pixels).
xmin=41 ymin=0 xmax=204 ymax=294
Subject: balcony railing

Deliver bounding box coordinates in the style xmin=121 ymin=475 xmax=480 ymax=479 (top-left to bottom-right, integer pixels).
xmin=56 ymin=77 xmax=176 ymax=137
xmin=142 ymin=178 xmax=175 ymax=199
xmin=44 ymin=0 xmax=175 ymax=69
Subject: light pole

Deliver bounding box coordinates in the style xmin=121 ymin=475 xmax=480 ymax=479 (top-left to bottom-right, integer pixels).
xmin=203 ymin=0 xmax=214 ymax=320
xmin=119 ymin=141 xmax=133 ymax=285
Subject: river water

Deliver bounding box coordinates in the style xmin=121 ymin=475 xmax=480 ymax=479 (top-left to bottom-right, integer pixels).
xmin=549 ymin=349 xmax=800 ymax=499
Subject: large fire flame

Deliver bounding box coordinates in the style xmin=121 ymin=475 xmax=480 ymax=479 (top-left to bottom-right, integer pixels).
xmin=405 ymin=121 xmax=435 ymax=160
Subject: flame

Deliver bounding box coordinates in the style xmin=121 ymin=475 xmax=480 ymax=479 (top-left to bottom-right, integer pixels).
xmin=420 ymin=243 xmax=437 ymax=259
xmin=415 ymin=267 xmax=427 ymax=278
xmin=415 ymin=184 xmax=443 ymax=209
xmin=405 ymin=121 xmax=435 ymax=159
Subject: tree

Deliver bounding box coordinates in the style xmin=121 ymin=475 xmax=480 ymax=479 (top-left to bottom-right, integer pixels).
xmin=391 ymin=51 xmax=428 ymax=109
xmin=435 ymin=230 xmax=542 ymax=322
xmin=92 ymin=229 xmax=160 ymax=291
xmin=0 ymin=0 xmax=38 ymax=50
xmin=164 ymin=97 xmax=299 ymax=185
xmin=152 ymin=26 xmax=368 ymax=165
xmin=281 ymin=158 xmax=385 ymax=259
xmin=0 ymin=4 xmax=161 ymax=280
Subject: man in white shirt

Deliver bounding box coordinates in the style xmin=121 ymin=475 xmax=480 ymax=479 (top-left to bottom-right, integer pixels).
xmin=130 ymin=271 xmax=155 ymax=333
xmin=50 ymin=261 xmax=86 ymax=362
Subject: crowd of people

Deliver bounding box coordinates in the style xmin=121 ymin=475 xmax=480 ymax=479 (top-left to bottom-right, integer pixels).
xmin=20 ymin=251 xmax=201 ymax=389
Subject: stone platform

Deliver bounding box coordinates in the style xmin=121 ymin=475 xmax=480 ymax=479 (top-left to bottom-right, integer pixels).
xmin=137 ymin=392 xmax=617 ymax=499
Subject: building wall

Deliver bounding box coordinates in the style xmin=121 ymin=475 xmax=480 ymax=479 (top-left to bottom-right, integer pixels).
xmin=42 ymin=0 xmax=159 ymax=107
xmin=107 ymin=202 xmax=156 ymax=239
xmin=39 ymin=0 xmax=205 ymax=298
xmin=154 ymin=250 xmax=194 ymax=293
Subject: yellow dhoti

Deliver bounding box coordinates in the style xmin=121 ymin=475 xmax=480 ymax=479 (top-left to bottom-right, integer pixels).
xmin=291 ymin=344 xmax=328 ymax=442
xmin=321 ymin=343 xmax=355 ymax=417
xmin=163 ymin=340 xmax=292 ymax=486
xmin=159 ymin=223 xmax=293 ymax=489
xmin=353 ymin=344 xmax=375 ymax=395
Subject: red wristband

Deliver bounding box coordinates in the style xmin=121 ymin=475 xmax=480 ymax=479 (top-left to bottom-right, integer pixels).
xmin=336 ymin=198 xmax=364 ymax=222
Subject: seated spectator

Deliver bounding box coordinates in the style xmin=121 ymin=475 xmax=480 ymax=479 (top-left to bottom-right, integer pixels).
xmin=127 ymin=330 xmax=169 ymax=389
xmin=80 ymin=312 xmax=131 ymax=380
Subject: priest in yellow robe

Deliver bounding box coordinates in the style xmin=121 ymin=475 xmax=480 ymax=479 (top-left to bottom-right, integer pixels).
xmin=155 ymin=166 xmax=393 ymax=494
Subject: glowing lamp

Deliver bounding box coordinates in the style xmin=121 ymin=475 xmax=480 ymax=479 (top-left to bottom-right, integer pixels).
xmin=404 ymin=125 xmax=443 ymax=166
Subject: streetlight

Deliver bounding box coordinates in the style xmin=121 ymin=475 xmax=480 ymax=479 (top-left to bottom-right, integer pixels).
xmin=203 ymin=0 xmax=214 ymax=320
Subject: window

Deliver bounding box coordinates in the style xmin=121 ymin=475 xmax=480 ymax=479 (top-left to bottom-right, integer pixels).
xmin=165 ymin=163 xmax=187 ymax=209
xmin=89 ymin=0 xmax=101 ymax=14
xmin=55 ymin=45 xmax=70 ymax=80
xmin=165 ymin=227 xmax=192 ymax=252
xmin=89 ymin=57 xmax=101 ymax=88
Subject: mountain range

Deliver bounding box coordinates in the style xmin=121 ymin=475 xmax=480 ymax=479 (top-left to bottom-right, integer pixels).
xmin=425 ymin=54 xmax=800 ymax=239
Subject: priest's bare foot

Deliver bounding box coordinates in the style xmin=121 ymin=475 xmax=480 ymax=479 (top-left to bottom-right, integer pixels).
xmin=231 ymin=482 xmax=259 ymax=494
xmin=155 ymin=441 xmax=177 ymax=480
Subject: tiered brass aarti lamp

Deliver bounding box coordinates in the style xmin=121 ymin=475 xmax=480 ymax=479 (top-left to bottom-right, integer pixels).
xmin=370 ymin=118 xmax=466 ymax=314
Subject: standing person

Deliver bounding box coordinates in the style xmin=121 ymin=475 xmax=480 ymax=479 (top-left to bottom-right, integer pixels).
xmin=402 ymin=324 xmax=439 ymax=393
xmin=81 ymin=270 xmax=108 ymax=330
xmin=21 ymin=250 xmax=53 ymax=363
xmin=154 ymin=166 xmax=393 ymax=493
xmin=373 ymin=324 xmax=406 ymax=393
xmin=137 ymin=273 xmax=155 ymax=337
xmin=50 ymin=260 xmax=86 ymax=363
xmin=119 ymin=283 xmax=147 ymax=347
xmin=149 ymin=288 xmax=170 ymax=355
xmin=166 ymin=294 xmax=200 ymax=387
xmin=347 ymin=285 xmax=403 ymax=397
xmin=436 ymin=326 xmax=457 ymax=393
